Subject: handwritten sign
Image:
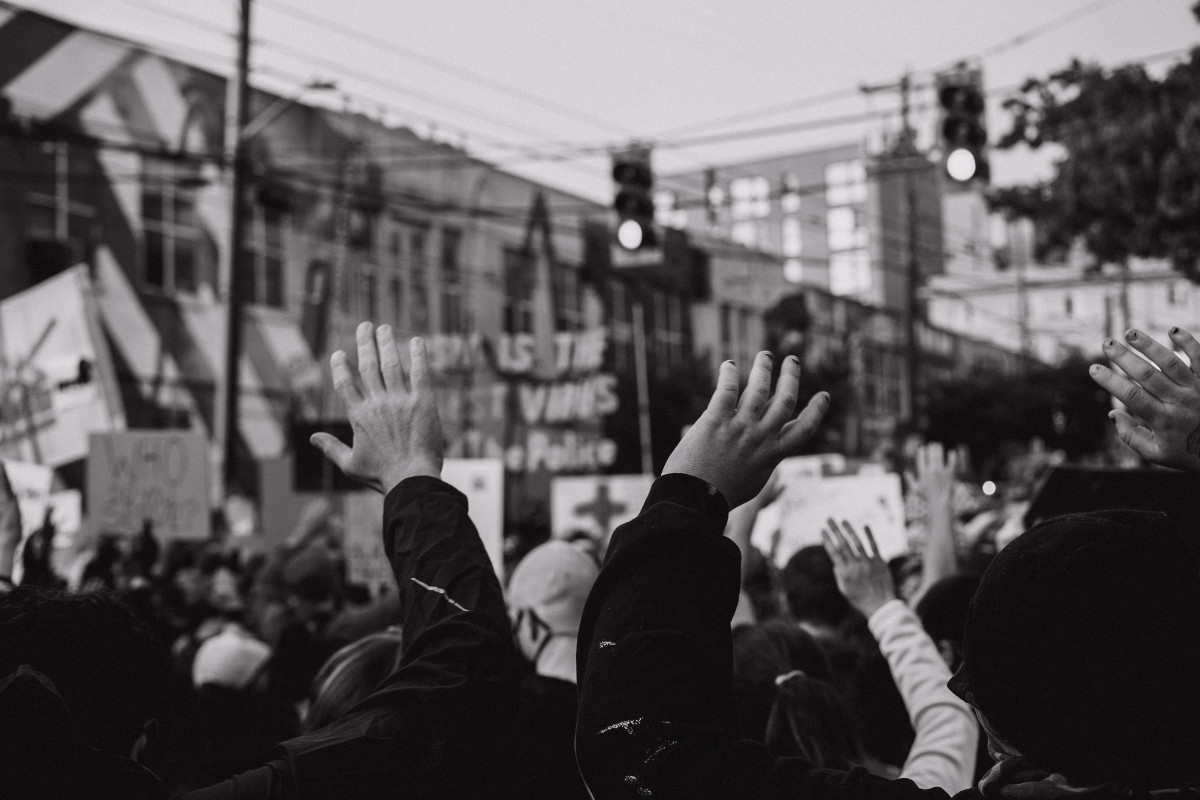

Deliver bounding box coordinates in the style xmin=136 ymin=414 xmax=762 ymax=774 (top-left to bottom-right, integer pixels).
xmin=342 ymin=492 xmax=393 ymax=595
xmin=751 ymin=471 xmax=909 ymax=566
xmin=442 ymin=458 xmax=505 ymax=579
xmin=86 ymin=431 xmax=210 ymax=539
xmin=551 ymin=474 xmax=655 ymax=552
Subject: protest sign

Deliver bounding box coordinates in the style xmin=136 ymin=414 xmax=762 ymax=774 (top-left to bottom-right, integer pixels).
xmin=342 ymin=492 xmax=393 ymax=596
xmin=441 ymin=458 xmax=505 ymax=579
xmin=86 ymin=431 xmax=210 ymax=539
xmin=551 ymin=474 xmax=655 ymax=550
xmin=0 ymin=266 xmax=124 ymax=466
xmin=2 ymin=459 xmax=53 ymax=584
xmin=751 ymin=471 xmax=909 ymax=567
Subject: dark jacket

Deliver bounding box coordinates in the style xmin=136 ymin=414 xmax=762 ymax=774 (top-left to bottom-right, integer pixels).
xmin=575 ymin=473 xmax=969 ymax=800
xmin=183 ymin=476 xmax=520 ymax=799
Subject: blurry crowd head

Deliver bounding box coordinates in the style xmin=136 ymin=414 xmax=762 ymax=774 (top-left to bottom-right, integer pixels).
xmin=305 ymin=627 xmax=404 ymax=733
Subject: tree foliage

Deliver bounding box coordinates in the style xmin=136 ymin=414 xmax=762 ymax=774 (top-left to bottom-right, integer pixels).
xmin=924 ymin=357 xmax=1111 ymax=475
xmin=991 ymin=12 xmax=1200 ymax=281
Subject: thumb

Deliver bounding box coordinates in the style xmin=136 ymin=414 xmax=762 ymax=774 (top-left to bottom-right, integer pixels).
xmin=310 ymin=432 xmax=352 ymax=472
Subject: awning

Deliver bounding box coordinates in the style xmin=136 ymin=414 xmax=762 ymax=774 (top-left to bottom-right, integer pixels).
xmin=94 ymin=248 xmax=304 ymax=462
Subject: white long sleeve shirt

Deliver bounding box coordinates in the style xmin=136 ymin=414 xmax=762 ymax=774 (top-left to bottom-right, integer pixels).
xmin=868 ymin=599 xmax=979 ymax=793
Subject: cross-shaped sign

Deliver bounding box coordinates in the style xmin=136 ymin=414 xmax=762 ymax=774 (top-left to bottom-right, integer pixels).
xmin=574 ymin=482 xmax=628 ymax=534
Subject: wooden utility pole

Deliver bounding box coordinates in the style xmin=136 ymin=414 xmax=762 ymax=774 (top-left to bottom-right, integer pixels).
xmin=219 ymin=0 xmax=253 ymax=494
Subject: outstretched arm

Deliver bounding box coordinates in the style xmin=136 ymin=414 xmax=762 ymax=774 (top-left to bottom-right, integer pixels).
xmin=823 ymin=521 xmax=977 ymax=792
xmin=577 ymin=353 xmax=947 ymax=800
xmin=907 ymin=443 xmax=959 ymax=609
xmin=186 ymin=324 xmax=518 ymax=800
xmin=1089 ymin=327 xmax=1200 ymax=472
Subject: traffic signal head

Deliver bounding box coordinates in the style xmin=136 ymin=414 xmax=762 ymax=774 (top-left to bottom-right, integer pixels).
xmin=937 ymin=69 xmax=989 ymax=186
xmin=611 ymin=146 xmax=657 ymax=250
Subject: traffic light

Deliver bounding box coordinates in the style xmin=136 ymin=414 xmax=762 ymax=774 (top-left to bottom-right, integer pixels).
xmin=611 ymin=145 xmax=656 ymax=251
xmin=936 ymin=68 xmax=989 ymax=186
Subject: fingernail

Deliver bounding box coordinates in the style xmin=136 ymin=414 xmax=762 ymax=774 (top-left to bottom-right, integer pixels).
xmin=788 ymin=355 xmax=799 ymax=364
xmin=1107 ymin=411 xmax=1116 ymax=421
xmin=1170 ymin=326 xmax=1180 ymax=335
xmin=1103 ymin=338 xmax=1115 ymax=348
xmin=1126 ymin=329 xmax=1137 ymax=341
xmin=1089 ymin=364 xmax=1100 ymax=374
xmin=411 ymin=336 xmax=423 ymax=349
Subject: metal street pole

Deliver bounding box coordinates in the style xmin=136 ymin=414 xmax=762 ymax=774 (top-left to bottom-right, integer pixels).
xmin=219 ymin=0 xmax=253 ymax=495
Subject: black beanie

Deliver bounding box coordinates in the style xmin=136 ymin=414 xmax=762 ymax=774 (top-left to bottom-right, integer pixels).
xmin=952 ymin=510 xmax=1200 ymax=789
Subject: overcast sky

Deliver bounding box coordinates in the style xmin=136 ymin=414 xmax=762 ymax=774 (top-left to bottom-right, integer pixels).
xmin=19 ymin=0 xmax=1200 ymax=201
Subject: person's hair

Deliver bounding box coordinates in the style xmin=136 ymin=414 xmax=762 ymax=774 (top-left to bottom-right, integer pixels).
xmin=0 ymin=586 xmax=170 ymax=756
xmin=780 ymin=546 xmax=854 ymax=628
xmin=305 ymin=628 xmax=404 ymax=733
xmin=731 ymin=621 xmax=863 ymax=767
xmin=914 ymin=573 xmax=980 ymax=661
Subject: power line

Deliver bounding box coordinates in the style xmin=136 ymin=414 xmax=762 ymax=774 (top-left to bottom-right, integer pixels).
xmin=258 ymin=0 xmax=642 ymax=140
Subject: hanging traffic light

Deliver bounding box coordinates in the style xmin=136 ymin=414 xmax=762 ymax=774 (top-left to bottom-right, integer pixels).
xmin=611 ymin=145 xmax=657 ymax=251
xmin=937 ymin=67 xmax=989 ymax=186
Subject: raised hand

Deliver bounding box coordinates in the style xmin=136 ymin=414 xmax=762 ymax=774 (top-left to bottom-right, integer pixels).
xmin=310 ymin=322 xmax=444 ymax=494
xmin=662 ymin=351 xmax=829 ymax=509
xmin=1089 ymin=327 xmax=1200 ymax=472
xmin=911 ymin=441 xmax=958 ymax=503
xmin=821 ymin=518 xmax=895 ymax=619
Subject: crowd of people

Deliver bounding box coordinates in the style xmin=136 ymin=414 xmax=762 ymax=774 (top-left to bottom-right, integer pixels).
xmin=1 ymin=321 xmax=1199 ymax=799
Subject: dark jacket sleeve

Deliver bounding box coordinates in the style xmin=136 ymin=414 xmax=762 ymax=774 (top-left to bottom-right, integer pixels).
xmin=184 ymin=476 xmax=520 ymax=800
xmin=575 ymin=473 xmax=969 ymax=800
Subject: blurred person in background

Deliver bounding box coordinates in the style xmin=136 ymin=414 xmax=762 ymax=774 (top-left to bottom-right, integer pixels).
xmin=302 ymin=627 xmax=404 ymax=733
xmin=507 ymin=538 xmax=600 ymax=800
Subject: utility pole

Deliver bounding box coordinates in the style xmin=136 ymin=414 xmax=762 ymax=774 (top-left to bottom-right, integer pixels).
xmin=219 ymin=0 xmax=253 ymax=495
xmin=862 ymin=70 xmax=924 ymax=444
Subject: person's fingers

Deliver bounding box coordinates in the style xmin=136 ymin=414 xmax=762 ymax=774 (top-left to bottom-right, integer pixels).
xmin=330 ymin=350 xmax=363 ymax=408
xmin=376 ymin=324 xmax=407 ymax=393
xmin=820 ymin=525 xmax=849 ymax=568
xmin=309 ymin=432 xmax=353 ymax=473
xmin=355 ymin=321 xmax=386 ymax=396
xmin=779 ymin=393 xmax=830 ymax=452
xmin=862 ymin=524 xmax=882 ymax=561
xmin=705 ymin=360 xmax=739 ymax=418
xmin=1108 ymin=409 xmax=1160 ymax=460
xmin=903 ymin=469 xmax=918 ymax=491
xmin=1103 ymin=337 xmax=1173 ymax=400
xmin=837 ymin=520 xmax=867 ymax=559
xmin=763 ymin=355 xmax=800 ymax=428
xmin=927 ymin=441 xmax=943 ymax=470
xmin=738 ymin=351 xmax=774 ymax=418
xmin=1089 ymin=363 xmax=1163 ymax=421
xmin=1124 ymin=329 xmax=1195 ymax=388
xmin=408 ymin=337 xmax=430 ymax=397
xmin=1168 ymin=326 xmax=1200 ymax=374
xmin=946 ymin=448 xmax=959 ymax=475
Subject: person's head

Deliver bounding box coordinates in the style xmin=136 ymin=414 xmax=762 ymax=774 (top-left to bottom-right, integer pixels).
xmin=284 ymin=545 xmax=341 ymax=622
xmin=731 ymin=620 xmax=862 ymax=768
xmin=506 ymin=539 xmax=599 ymax=679
xmin=914 ymin=572 xmax=980 ymax=670
xmin=781 ymin=546 xmax=854 ymax=630
xmin=0 ymin=586 xmax=170 ymax=759
xmin=192 ymin=625 xmax=272 ymax=693
xmin=952 ymin=510 xmax=1200 ymax=789
xmin=305 ymin=628 xmax=404 ymax=732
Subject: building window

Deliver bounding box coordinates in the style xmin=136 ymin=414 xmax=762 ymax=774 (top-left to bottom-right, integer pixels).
xmin=408 ymin=225 xmax=430 ymax=333
xmin=359 ymin=265 xmax=378 ymax=321
xmin=825 ymin=160 xmax=867 ymax=205
xmin=440 ymin=227 xmax=465 ymax=333
xmin=388 ymin=272 xmax=403 ymax=328
xmin=781 ymin=171 xmax=802 ymax=214
xmin=730 ymin=176 xmax=770 ymax=221
xmin=28 ymin=141 xmax=95 ymax=243
xmin=782 ymin=217 xmax=803 ymax=258
xmin=826 ymin=207 xmax=867 ymax=251
xmin=244 ymin=204 xmax=286 ymax=308
xmin=141 ymin=157 xmax=209 ymax=294
xmin=503 ymin=247 xmax=535 ymax=334
xmin=830 ymin=250 xmax=871 ymax=297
